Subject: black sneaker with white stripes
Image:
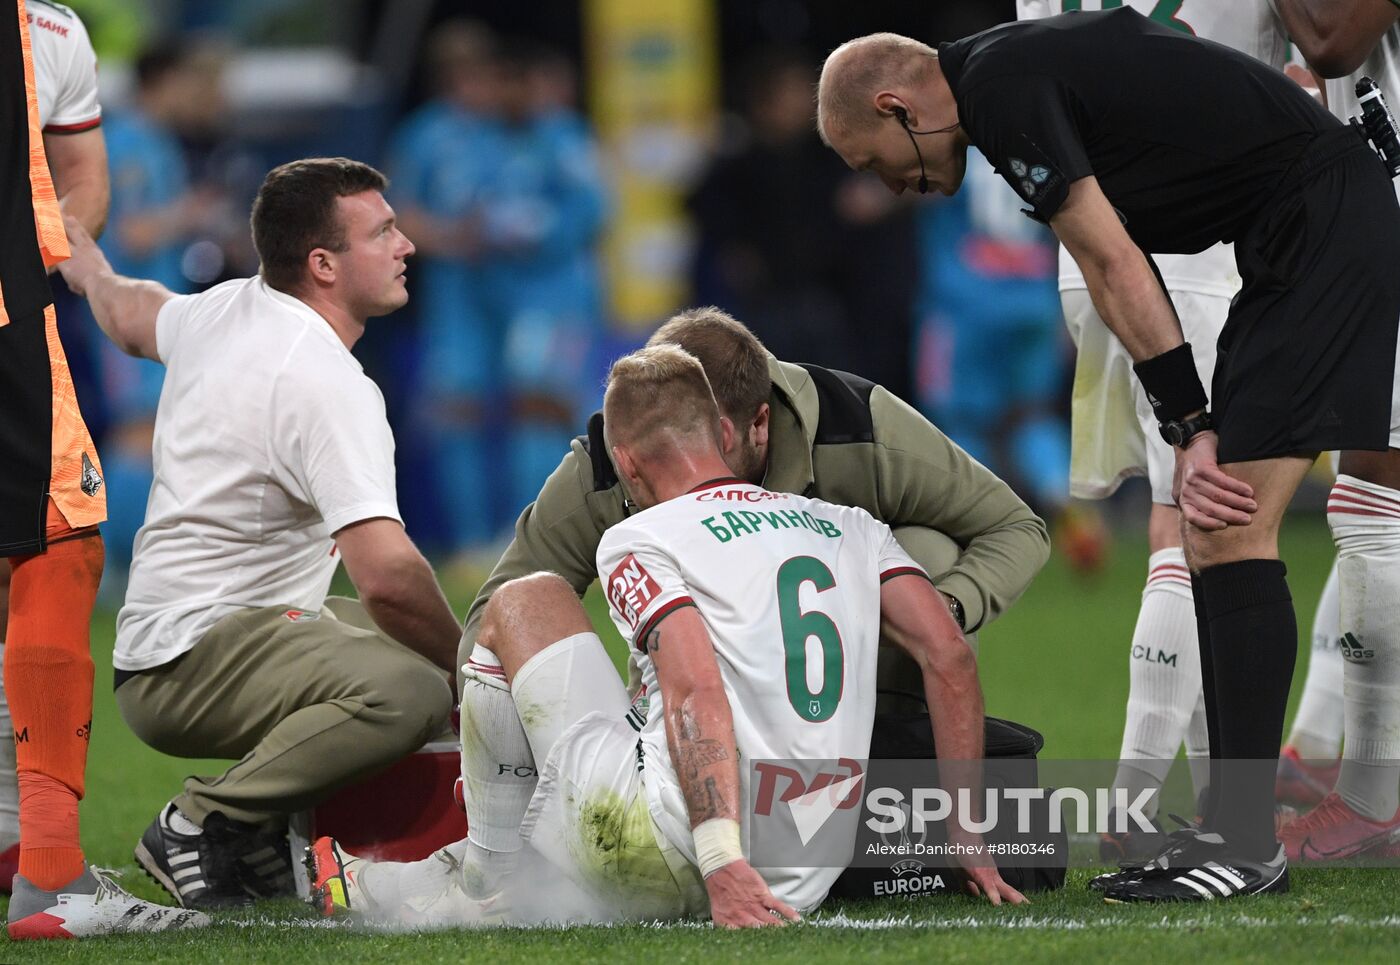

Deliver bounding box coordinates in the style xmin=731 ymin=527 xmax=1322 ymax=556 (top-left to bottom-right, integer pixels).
xmin=135 ymin=803 xmax=295 ymax=909
xmin=1089 ymin=814 xmax=1219 ymax=893
xmin=136 ymin=803 xmax=246 ymax=908
xmin=1101 ymin=841 xmax=1288 ymax=903
xmin=214 ymin=813 xmax=296 ymax=901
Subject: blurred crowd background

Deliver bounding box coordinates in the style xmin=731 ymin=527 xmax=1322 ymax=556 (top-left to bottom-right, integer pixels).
xmin=56 ymin=0 xmax=1085 ymax=586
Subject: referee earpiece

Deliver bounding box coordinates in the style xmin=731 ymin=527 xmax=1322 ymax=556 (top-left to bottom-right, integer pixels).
xmin=891 ymin=104 xmax=960 ymax=137
xmin=891 ymin=105 xmax=930 ymax=195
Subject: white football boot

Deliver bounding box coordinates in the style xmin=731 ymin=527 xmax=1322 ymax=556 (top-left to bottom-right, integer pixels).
xmin=7 ymin=866 xmax=211 ymax=939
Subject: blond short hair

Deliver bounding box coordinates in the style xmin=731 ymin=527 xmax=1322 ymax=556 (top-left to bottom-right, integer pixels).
xmin=817 ymin=32 xmax=938 ymax=143
xmin=646 ymin=306 xmax=770 ymax=423
xmin=604 ymin=345 xmax=723 ymax=456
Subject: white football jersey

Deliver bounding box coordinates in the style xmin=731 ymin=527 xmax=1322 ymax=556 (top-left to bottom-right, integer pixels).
xmin=1015 ymin=0 xmax=1289 ymax=296
xmin=597 ymin=479 xmax=924 ymax=912
xmin=26 ymin=0 xmax=100 ymax=131
xmin=1325 ymin=24 xmax=1400 ymax=202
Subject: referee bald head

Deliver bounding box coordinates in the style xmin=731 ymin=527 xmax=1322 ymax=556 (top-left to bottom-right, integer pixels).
xmin=817 ymin=33 xmax=970 ymax=197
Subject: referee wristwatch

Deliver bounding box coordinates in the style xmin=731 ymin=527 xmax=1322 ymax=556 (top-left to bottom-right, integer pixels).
xmin=942 ymin=592 xmax=966 ymax=631
xmin=1159 ymin=411 xmax=1213 ymax=449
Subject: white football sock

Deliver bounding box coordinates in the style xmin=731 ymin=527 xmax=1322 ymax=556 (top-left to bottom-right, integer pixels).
xmin=361 ymin=839 xmax=476 ymax=925
xmin=0 ymin=644 xmax=17 ymax=849
xmin=1113 ymin=548 xmax=1202 ymax=821
xmin=459 ymin=645 xmax=536 ymax=858
xmin=1329 ymin=475 xmax=1400 ymax=821
xmin=1287 ymin=561 xmax=1345 ymax=760
xmin=168 ymin=806 xmax=203 ymax=835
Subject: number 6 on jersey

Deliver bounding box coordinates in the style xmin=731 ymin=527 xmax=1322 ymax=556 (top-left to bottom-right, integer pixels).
xmin=777 ymin=556 xmax=845 ymax=722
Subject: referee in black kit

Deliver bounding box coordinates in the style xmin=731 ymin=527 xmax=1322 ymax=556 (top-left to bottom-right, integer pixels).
xmin=817 ymin=8 xmax=1400 ymax=902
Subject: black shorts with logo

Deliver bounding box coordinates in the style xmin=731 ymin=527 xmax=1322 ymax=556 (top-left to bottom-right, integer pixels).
xmin=1213 ymin=127 xmax=1400 ymax=463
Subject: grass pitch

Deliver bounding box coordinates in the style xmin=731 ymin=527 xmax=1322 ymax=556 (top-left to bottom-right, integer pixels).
xmin=7 ymin=511 xmax=1396 ymax=962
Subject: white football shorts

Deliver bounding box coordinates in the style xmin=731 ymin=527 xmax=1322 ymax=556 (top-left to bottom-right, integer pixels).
xmin=514 ymin=635 xmax=707 ymax=922
xmin=1063 ymin=288 xmax=1228 ymax=505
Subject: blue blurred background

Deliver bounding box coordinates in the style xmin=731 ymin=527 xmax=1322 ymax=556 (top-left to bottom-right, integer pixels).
xmin=54 ymin=0 xmax=1077 ymax=586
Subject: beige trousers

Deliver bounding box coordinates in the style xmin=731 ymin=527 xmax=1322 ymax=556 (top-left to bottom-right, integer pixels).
xmin=116 ymin=597 xmax=453 ymax=828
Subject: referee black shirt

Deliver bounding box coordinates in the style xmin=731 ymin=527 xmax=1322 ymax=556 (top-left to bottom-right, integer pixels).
xmin=938 ymin=7 xmax=1337 ymax=254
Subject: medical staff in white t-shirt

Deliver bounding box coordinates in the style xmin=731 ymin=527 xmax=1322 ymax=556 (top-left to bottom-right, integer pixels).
xmin=54 ymin=157 xmax=463 ymax=912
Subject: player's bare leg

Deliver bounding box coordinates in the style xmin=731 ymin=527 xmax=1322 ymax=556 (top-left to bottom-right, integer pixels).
xmin=479 ymin=571 xmax=596 ymax=683
xmin=1282 ymin=447 xmax=1400 ymax=860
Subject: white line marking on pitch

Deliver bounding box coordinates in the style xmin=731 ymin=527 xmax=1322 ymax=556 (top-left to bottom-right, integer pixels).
xmin=220 ymin=913 xmax=1400 ymax=933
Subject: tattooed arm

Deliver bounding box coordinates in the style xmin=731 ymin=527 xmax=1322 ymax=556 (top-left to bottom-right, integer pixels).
xmin=648 ymin=607 xmax=737 ymax=825
xmin=648 ymin=606 xmax=799 ymax=928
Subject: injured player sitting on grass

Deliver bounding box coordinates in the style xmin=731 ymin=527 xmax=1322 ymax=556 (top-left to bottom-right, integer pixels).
xmin=306 ymin=344 xmax=1026 ymax=928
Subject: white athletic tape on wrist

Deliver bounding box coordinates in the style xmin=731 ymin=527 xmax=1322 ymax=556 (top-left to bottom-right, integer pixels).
xmin=693 ymin=818 xmax=743 ymax=878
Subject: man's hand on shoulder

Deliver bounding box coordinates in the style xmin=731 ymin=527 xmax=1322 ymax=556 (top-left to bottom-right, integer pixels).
xmin=56 ymin=214 xmax=111 ymax=298
xmin=704 ymin=860 xmax=801 ymax=928
xmin=58 ymin=214 xmax=170 ymax=361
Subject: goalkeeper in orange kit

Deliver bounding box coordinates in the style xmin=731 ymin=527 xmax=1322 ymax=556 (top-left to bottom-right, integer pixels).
xmin=0 ymin=0 xmax=207 ymax=939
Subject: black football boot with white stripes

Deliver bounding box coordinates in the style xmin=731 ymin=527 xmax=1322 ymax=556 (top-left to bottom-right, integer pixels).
xmin=1100 ymin=832 xmax=1289 ymax=903
xmin=136 ymin=802 xmax=295 ymax=909
xmin=1090 ymin=819 xmax=1206 ymax=893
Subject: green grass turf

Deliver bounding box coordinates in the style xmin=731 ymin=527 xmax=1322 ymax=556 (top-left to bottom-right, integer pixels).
xmin=8 ymin=511 xmax=1396 ymax=961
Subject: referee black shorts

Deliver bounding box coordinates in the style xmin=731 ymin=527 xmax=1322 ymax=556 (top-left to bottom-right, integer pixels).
xmin=1214 ymin=126 xmax=1400 ymax=464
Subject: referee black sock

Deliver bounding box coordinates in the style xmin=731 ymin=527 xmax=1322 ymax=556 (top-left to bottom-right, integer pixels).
xmin=1198 ymin=558 xmax=1297 ymax=861
xmin=1190 ymin=571 xmax=1221 ymax=825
